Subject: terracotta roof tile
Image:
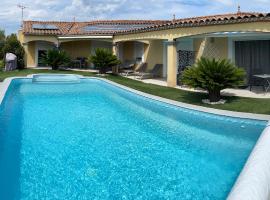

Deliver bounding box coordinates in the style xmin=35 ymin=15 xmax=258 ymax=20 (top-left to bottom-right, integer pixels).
xmin=23 ymin=21 xmax=73 ymax=35
xmin=23 ymin=20 xmax=169 ymax=36
xmin=22 ymin=12 xmax=270 ymax=36
xmin=117 ymin=12 xmax=270 ymax=35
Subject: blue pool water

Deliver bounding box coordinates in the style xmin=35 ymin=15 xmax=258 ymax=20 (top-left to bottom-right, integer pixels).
xmin=0 ymin=78 xmax=267 ymax=200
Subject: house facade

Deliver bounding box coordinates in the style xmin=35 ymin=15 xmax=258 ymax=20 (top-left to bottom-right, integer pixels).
xmin=18 ymin=12 xmax=270 ymax=87
xmin=18 ymin=20 xmax=168 ymax=68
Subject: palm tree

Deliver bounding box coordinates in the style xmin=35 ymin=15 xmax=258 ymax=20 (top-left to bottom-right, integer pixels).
xmin=88 ymin=48 xmax=121 ymax=74
xmin=181 ymin=57 xmax=246 ymax=102
xmin=41 ymin=49 xmax=70 ymax=70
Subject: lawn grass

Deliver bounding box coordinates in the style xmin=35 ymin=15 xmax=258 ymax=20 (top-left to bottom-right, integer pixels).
xmin=1 ymin=69 xmax=270 ymax=115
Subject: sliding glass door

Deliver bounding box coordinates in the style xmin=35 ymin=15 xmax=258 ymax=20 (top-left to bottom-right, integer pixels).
xmin=235 ymin=40 xmax=270 ymax=83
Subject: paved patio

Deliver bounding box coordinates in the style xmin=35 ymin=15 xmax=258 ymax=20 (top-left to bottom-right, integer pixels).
xmin=125 ymin=76 xmax=270 ymax=99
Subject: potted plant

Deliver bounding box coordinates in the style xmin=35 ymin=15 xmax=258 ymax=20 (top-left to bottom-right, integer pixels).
xmin=181 ymin=57 xmax=246 ymax=102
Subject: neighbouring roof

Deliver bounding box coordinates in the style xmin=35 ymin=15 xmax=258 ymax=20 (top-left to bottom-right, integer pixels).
xmin=22 ymin=12 xmax=270 ymax=36
xmin=22 ymin=20 xmax=170 ymax=36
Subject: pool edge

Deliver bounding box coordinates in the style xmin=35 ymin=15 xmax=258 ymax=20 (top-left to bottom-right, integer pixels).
xmin=0 ymin=77 xmax=15 ymax=105
xmin=95 ymin=77 xmax=270 ymax=121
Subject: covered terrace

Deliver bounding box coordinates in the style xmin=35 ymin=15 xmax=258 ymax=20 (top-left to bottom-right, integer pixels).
xmin=113 ymin=12 xmax=270 ymax=94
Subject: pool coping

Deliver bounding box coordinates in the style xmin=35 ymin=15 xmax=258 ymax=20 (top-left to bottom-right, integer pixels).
xmin=0 ymin=77 xmax=13 ymax=105
xmin=96 ymin=77 xmax=270 ymax=122
xmin=1 ymin=74 xmax=270 ymax=200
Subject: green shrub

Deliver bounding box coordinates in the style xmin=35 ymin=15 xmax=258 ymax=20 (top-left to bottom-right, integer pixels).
xmin=0 ymin=59 xmax=4 ymax=70
xmin=41 ymin=49 xmax=70 ymax=70
xmin=0 ymin=30 xmax=5 ymax=60
xmin=181 ymin=57 xmax=246 ymax=102
xmin=88 ymin=48 xmax=120 ymax=74
xmin=2 ymin=34 xmax=25 ymax=69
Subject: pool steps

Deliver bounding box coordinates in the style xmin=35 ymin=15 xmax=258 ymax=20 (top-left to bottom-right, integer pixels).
xmin=32 ymin=74 xmax=81 ymax=83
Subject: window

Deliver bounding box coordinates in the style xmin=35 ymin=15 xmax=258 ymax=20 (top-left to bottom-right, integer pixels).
xmin=37 ymin=50 xmax=47 ymax=67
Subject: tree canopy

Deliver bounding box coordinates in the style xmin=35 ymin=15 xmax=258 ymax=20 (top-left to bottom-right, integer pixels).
xmin=2 ymin=33 xmax=25 ymax=69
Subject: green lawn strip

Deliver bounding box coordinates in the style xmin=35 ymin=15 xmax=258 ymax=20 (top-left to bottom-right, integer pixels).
xmin=0 ymin=69 xmax=270 ymax=115
xmin=107 ymin=75 xmax=270 ymax=115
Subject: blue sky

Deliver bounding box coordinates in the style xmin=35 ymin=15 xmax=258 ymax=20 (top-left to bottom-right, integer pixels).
xmin=0 ymin=0 xmax=269 ymax=34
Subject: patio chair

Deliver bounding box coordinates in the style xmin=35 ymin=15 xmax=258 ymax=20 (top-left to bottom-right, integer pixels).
xmin=136 ymin=64 xmax=163 ymax=80
xmin=249 ymin=69 xmax=267 ymax=92
xmin=119 ymin=63 xmax=134 ymax=72
xmin=76 ymin=57 xmax=88 ymax=68
xmin=120 ymin=65 xmax=135 ymax=76
xmin=121 ymin=62 xmax=147 ymax=77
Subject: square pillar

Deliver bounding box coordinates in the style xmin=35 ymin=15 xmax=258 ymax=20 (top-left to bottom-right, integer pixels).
xmin=112 ymin=42 xmax=119 ymax=74
xmin=23 ymin=42 xmax=36 ymax=68
xmin=166 ymin=39 xmax=177 ymax=87
xmin=112 ymin=42 xmax=118 ymax=57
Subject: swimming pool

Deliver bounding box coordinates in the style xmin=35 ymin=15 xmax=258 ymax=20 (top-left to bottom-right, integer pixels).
xmin=0 ymin=78 xmax=267 ymax=199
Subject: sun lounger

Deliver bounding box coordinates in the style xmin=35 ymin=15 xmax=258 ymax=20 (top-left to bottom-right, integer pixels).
xmin=119 ymin=62 xmax=135 ymax=76
xmin=122 ymin=62 xmax=147 ymax=77
xmin=136 ymin=64 xmax=163 ymax=80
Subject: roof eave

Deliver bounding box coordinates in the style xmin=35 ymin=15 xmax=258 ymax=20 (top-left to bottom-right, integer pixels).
xmin=58 ymin=35 xmax=113 ymax=39
xmin=115 ymin=16 xmax=270 ymax=36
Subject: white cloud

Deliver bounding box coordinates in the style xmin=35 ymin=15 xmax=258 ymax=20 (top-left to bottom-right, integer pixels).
xmin=215 ymin=0 xmax=233 ymax=6
xmin=0 ymin=0 xmax=269 ymax=34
